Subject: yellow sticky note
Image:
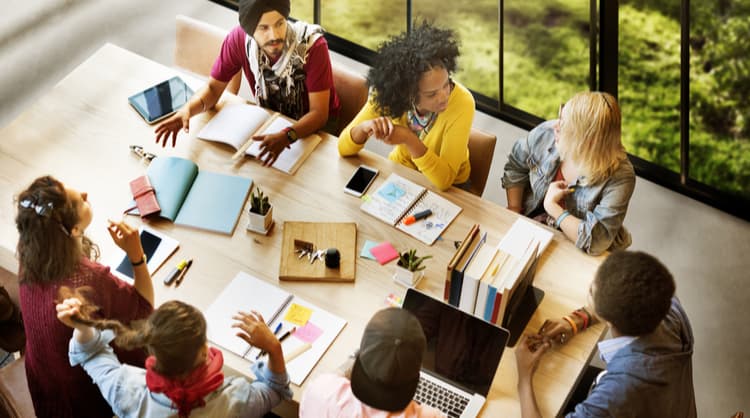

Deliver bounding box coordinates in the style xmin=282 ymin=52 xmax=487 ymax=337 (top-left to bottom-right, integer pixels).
xmin=284 ymin=303 xmax=313 ymax=326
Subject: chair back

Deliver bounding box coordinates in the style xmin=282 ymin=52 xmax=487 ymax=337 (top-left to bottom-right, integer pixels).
xmin=466 ymin=128 xmax=497 ymax=196
xmin=0 ymin=357 xmax=35 ymax=418
xmin=332 ymin=64 xmax=368 ymax=134
xmin=175 ymin=15 xmax=241 ymax=95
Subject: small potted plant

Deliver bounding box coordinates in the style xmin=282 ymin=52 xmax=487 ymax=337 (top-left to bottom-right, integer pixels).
xmin=247 ymin=186 xmax=273 ymax=234
xmin=393 ymin=249 xmax=432 ymax=287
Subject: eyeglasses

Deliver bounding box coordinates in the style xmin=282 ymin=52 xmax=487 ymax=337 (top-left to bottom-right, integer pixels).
xmin=129 ymin=145 xmax=157 ymax=163
xmin=18 ymin=198 xmax=71 ymax=237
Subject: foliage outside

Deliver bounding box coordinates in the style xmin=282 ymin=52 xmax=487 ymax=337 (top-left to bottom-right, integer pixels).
xmin=291 ymin=0 xmax=749 ymax=199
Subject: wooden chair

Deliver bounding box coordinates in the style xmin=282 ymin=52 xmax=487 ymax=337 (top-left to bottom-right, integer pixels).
xmin=0 ymin=357 xmax=34 ymax=418
xmin=174 ymin=15 xmax=241 ymax=95
xmin=332 ymin=64 xmax=368 ymax=134
xmin=466 ymin=128 xmax=497 ymax=197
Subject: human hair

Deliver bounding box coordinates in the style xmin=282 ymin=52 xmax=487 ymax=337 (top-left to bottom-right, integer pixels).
xmin=593 ymin=251 xmax=675 ymax=336
xmin=58 ymin=286 xmax=207 ymax=377
xmin=367 ymin=22 xmax=459 ymax=118
xmin=15 ymin=176 xmax=98 ymax=284
xmin=559 ymin=91 xmax=626 ymax=185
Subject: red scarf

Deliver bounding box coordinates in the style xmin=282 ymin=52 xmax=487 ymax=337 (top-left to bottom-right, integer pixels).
xmin=145 ymin=347 xmax=225 ymax=418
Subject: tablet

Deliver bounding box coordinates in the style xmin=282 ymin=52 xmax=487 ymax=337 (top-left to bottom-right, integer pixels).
xmin=128 ymin=76 xmax=194 ymax=124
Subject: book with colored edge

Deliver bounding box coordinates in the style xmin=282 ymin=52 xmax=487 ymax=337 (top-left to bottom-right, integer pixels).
xmin=360 ymin=173 xmax=462 ymax=245
xmin=204 ymin=271 xmax=346 ymax=385
xmin=448 ymin=231 xmax=485 ymax=307
xmin=197 ymin=103 xmax=322 ymax=175
xmin=444 ymin=224 xmax=479 ymax=302
xmin=476 ymin=249 xmax=511 ymax=321
xmin=458 ymin=239 xmax=497 ymax=314
xmin=496 ymin=241 xmax=539 ymax=328
xmin=497 ymin=217 xmax=554 ymax=259
xmin=145 ymin=156 xmax=252 ymax=235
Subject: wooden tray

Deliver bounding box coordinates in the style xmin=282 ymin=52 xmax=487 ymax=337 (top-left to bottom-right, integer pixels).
xmin=279 ymin=221 xmax=357 ymax=282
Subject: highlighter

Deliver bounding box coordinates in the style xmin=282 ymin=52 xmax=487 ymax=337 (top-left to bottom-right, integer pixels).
xmin=403 ymin=209 xmax=432 ymax=225
xmin=163 ymin=260 xmax=187 ymax=285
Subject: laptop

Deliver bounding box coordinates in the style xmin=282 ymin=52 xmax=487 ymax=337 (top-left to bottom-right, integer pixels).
xmin=402 ymin=288 xmax=510 ymax=418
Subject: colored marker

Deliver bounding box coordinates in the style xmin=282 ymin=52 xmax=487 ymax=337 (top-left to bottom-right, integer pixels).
xmin=403 ymin=209 xmax=432 ymax=225
xmin=163 ymin=259 xmax=187 ymax=285
xmin=175 ymin=259 xmax=193 ymax=286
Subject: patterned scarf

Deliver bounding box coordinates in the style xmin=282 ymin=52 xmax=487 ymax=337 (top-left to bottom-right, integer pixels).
xmin=407 ymin=107 xmax=437 ymax=140
xmin=246 ymin=20 xmax=324 ymax=120
xmin=145 ymin=347 xmax=225 ymax=418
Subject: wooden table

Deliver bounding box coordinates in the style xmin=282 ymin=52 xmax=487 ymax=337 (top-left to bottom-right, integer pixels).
xmin=0 ymin=43 xmax=606 ymax=417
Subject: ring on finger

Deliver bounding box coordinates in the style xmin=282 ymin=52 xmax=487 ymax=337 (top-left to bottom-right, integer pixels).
xmin=560 ymin=333 xmax=567 ymax=344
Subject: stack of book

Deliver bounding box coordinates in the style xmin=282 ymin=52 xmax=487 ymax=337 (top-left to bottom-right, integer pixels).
xmin=444 ymin=218 xmax=553 ymax=328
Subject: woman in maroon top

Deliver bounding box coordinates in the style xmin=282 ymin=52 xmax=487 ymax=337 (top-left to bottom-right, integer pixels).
xmin=15 ymin=176 xmax=154 ymax=418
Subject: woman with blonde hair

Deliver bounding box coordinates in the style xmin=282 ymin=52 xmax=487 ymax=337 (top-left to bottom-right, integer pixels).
xmin=502 ymin=92 xmax=635 ymax=255
xmin=56 ymin=287 xmax=291 ymax=417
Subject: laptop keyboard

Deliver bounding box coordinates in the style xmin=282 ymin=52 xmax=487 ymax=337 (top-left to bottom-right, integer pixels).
xmin=414 ymin=376 xmax=470 ymax=418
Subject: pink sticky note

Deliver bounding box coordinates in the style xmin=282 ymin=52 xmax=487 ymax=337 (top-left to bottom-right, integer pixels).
xmin=293 ymin=322 xmax=323 ymax=344
xmin=369 ymin=242 xmax=399 ymax=265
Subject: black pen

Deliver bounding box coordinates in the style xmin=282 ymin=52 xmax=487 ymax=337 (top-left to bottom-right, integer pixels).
xmin=174 ymin=259 xmax=193 ymax=286
xmin=256 ymin=326 xmax=294 ymax=360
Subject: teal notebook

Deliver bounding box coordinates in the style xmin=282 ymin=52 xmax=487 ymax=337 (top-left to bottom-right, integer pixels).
xmin=147 ymin=157 xmax=252 ymax=235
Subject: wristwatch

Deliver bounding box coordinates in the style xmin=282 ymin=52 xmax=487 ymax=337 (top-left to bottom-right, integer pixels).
xmin=283 ymin=127 xmax=298 ymax=144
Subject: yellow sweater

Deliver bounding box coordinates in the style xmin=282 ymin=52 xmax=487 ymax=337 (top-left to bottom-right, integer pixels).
xmin=338 ymin=82 xmax=475 ymax=190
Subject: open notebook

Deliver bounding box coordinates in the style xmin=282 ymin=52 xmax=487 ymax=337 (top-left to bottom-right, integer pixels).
xmin=197 ymin=103 xmax=322 ymax=175
xmin=360 ymin=173 xmax=462 ymax=245
xmin=204 ymin=271 xmax=346 ymax=385
xmin=146 ymin=156 xmax=251 ymax=235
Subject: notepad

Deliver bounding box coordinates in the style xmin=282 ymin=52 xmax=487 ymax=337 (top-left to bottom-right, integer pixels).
xmin=146 ymin=156 xmax=251 ymax=235
xmin=360 ymin=173 xmax=462 ymax=245
xmin=204 ymin=272 xmax=346 ymax=385
xmin=197 ymin=103 xmax=322 ymax=175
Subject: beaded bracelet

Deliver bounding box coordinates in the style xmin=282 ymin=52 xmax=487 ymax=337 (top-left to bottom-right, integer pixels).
xmin=555 ymin=210 xmax=571 ymax=229
xmin=572 ymin=309 xmax=589 ymax=330
xmin=562 ymin=315 xmax=578 ymax=335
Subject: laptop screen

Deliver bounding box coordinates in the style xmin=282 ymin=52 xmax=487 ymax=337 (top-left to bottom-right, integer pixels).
xmin=402 ymin=288 xmax=510 ymax=396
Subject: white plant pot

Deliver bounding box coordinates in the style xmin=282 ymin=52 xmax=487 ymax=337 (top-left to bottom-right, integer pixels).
xmin=247 ymin=206 xmax=273 ymax=234
xmin=393 ymin=265 xmax=424 ymax=288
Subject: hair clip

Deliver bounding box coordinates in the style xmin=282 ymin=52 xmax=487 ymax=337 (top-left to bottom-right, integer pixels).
xmin=19 ymin=199 xmax=53 ymax=216
xmin=129 ymin=145 xmax=157 ymax=163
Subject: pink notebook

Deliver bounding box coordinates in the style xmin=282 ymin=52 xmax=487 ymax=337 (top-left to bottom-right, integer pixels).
xmin=369 ymin=242 xmax=399 ymax=265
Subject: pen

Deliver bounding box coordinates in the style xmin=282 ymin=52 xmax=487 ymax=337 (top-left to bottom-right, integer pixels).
xmin=174 ymin=259 xmax=193 ymax=286
xmin=403 ymin=209 xmax=432 ymax=225
xmin=163 ymin=259 xmax=187 ymax=285
xmin=278 ymin=327 xmax=295 ymax=343
xmin=256 ymin=323 xmax=285 ymax=360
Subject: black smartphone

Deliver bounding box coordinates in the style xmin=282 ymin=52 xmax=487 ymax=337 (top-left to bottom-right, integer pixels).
xmin=128 ymin=76 xmax=193 ymax=124
xmin=344 ymin=165 xmax=379 ymax=197
xmin=115 ymin=229 xmax=162 ymax=279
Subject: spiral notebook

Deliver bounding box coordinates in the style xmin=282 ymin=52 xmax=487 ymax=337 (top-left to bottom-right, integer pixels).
xmin=360 ymin=173 xmax=462 ymax=245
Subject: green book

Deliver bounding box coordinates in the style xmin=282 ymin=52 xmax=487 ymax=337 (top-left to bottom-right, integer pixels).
xmin=147 ymin=156 xmax=252 ymax=235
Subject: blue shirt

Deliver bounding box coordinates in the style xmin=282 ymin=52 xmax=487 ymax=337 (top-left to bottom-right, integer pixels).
xmin=502 ymin=120 xmax=635 ymax=255
xmin=68 ymin=329 xmax=292 ymax=418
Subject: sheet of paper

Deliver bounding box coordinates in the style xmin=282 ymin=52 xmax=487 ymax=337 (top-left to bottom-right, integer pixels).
xmin=360 ymin=240 xmax=379 ymax=260
xmin=245 ymin=117 xmax=323 ymax=174
xmin=498 ymin=218 xmax=554 ymax=258
xmin=360 ymin=173 xmax=425 ymax=225
xmin=197 ymin=104 xmax=271 ymax=149
xmin=396 ymin=190 xmax=462 ymax=245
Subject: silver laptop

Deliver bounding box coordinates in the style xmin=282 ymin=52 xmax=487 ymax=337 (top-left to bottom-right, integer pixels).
xmin=402 ymin=288 xmax=510 ymax=418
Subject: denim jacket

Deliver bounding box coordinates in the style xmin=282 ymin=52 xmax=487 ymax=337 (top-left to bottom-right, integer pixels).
xmin=68 ymin=329 xmax=292 ymax=418
xmin=501 ymin=120 xmax=635 ymax=255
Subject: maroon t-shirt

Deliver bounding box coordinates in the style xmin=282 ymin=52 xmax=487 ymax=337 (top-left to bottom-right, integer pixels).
xmin=211 ymin=25 xmax=340 ymax=118
xmin=20 ymin=258 xmax=153 ymax=418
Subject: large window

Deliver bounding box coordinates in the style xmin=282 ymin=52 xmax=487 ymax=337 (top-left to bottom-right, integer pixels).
xmin=212 ymin=0 xmax=750 ymax=219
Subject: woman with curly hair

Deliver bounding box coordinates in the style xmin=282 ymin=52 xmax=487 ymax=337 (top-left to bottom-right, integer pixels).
xmin=15 ymin=175 xmax=154 ymax=418
xmin=338 ymin=23 xmax=475 ymax=191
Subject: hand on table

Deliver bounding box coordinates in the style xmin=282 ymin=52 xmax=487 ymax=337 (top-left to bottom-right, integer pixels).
xmin=253 ymin=131 xmax=290 ymax=167
xmin=154 ymin=108 xmax=190 ymax=148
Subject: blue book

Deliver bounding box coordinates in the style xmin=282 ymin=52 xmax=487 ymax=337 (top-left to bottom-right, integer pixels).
xmin=146 ymin=156 xmax=252 ymax=235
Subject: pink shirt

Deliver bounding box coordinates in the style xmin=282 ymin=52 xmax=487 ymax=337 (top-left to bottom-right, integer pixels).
xmin=300 ymin=373 xmax=445 ymax=418
xmin=211 ymin=25 xmax=340 ymax=118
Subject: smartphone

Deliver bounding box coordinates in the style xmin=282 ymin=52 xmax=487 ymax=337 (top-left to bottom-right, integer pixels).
xmin=344 ymin=165 xmax=379 ymax=197
xmin=115 ymin=229 xmax=162 ymax=279
xmin=128 ymin=76 xmax=193 ymax=124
